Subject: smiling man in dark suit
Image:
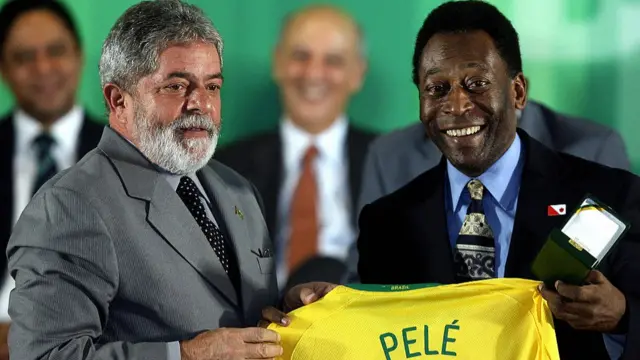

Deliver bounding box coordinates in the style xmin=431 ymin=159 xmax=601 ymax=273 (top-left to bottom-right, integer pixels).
xmin=355 ymin=1 xmax=640 ymax=360
xmin=344 ymin=98 xmax=631 ymax=283
xmin=0 ymin=1 xmax=103 ymax=357
xmin=216 ymin=5 xmax=375 ymax=289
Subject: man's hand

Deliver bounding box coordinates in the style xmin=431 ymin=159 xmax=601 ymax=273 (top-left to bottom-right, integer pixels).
xmin=260 ymin=282 xmax=338 ymax=327
xmin=180 ymin=327 xmax=282 ymax=360
xmin=539 ymin=270 xmax=627 ymax=332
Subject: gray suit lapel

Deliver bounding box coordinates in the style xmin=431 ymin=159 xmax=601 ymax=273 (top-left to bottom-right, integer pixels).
xmin=146 ymin=180 xmax=239 ymax=306
xmin=97 ymin=128 xmax=239 ymax=306
xmin=198 ymin=166 xmax=260 ymax=317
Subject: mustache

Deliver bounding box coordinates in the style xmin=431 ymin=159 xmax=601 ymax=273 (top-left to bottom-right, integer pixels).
xmin=436 ymin=115 xmax=488 ymax=128
xmin=169 ymin=114 xmax=218 ymax=134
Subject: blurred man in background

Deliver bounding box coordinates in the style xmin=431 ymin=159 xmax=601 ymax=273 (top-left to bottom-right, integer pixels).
xmin=0 ymin=0 xmax=103 ymax=356
xmin=216 ymin=5 xmax=375 ymax=289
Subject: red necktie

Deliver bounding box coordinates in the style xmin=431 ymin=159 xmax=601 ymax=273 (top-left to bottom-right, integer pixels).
xmin=287 ymin=145 xmax=319 ymax=272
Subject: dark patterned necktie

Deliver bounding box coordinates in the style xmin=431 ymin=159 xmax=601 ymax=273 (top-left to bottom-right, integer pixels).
xmin=453 ymin=179 xmax=496 ymax=282
xmin=176 ymin=176 xmax=239 ymax=285
xmin=32 ymin=133 xmax=58 ymax=196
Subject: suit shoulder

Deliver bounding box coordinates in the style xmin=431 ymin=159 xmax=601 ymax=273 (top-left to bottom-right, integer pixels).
xmin=207 ymin=159 xmax=256 ymax=191
xmin=557 ymin=151 xmax=639 ymax=194
xmin=366 ymin=163 xmax=440 ymax=210
xmin=558 ymin=150 xmax=628 ymax=174
xmin=217 ymin=131 xmax=279 ymax=153
xmin=559 ymin=115 xmax=617 ymax=138
xmin=348 ymin=125 xmax=378 ymax=142
xmin=538 ymin=103 xmax=619 ymax=140
xmin=34 ymin=148 xmax=113 ymax=198
xmin=215 ymin=131 xmax=279 ymax=162
xmin=368 ymin=123 xmax=423 ymax=153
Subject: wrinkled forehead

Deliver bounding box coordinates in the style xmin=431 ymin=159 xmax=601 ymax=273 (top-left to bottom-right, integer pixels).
xmin=139 ymin=42 xmax=222 ymax=85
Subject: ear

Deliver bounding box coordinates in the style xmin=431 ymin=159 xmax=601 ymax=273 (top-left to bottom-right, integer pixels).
xmin=349 ymin=56 xmax=368 ymax=93
xmin=512 ymin=72 xmax=527 ymax=110
xmin=272 ymin=44 xmax=285 ymax=83
xmin=77 ymin=49 xmax=85 ymax=67
xmin=0 ymin=61 xmax=7 ymax=83
xmin=103 ymin=83 xmax=130 ymax=124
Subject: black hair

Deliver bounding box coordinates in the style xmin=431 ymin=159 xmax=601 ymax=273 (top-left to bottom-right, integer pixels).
xmin=412 ymin=0 xmax=522 ymax=86
xmin=0 ymin=0 xmax=81 ymax=60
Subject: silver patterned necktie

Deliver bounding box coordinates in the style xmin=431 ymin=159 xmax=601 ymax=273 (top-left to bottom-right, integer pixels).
xmin=453 ymin=179 xmax=496 ymax=281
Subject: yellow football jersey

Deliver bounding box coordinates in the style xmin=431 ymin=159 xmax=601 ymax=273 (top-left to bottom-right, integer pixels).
xmin=269 ymin=278 xmax=559 ymax=360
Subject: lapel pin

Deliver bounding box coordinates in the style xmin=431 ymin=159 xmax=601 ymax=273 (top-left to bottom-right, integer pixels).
xmin=234 ymin=206 xmax=244 ymax=220
xmin=547 ymin=204 xmax=566 ymax=216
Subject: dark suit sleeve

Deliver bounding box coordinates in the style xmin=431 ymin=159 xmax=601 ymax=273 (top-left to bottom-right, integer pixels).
xmin=603 ymin=178 xmax=640 ymax=359
xmin=619 ymin=297 xmax=640 ymax=359
xmin=356 ymin=203 xmax=385 ymax=284
xmin=7 ymin=187 xmax=171 ymax=360
xmin=342 ymin=142 xmax=385 ymax=284
xmin=595 ymin=130 xmax=631 ymax=171
xmin=357 ymin=142 xmax=386 ymax=213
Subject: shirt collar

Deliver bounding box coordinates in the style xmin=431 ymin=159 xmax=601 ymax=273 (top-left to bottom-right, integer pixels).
xmin=447 ymin=133 xmax=522 ymax=211
xmin=14 ymin=105 xmax=84 ymax=156
xmin=165 ymin=172 xmax=202 ymax=192
xmin=280 ymin=114 xmax=348 ymax=170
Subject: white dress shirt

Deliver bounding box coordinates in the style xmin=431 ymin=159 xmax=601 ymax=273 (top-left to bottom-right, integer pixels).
xmin=0 ymin=106 xmax=84 ymax=321
xmin=275 ymin=115 xmax=355 ymax=287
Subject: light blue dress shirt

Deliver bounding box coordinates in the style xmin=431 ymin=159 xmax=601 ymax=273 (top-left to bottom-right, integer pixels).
xmin=445 ymin=133 xmax=523 ymax=278
xmin=444 ymin=133 xmax=624 ymax=359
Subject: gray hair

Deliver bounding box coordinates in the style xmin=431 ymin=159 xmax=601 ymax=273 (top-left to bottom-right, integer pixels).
xmin=99 ymin=0 xmax=223 ymax=95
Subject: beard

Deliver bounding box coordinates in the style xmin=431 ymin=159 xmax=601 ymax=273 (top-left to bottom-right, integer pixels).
xmin=132 ymin=103 xmax=220 ymax=175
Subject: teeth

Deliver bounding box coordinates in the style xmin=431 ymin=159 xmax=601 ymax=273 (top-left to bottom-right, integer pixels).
xmin=300 ymin=85 xmax=328 ymax=101
xmin=446 ymin=126 xmax=481 ymax=137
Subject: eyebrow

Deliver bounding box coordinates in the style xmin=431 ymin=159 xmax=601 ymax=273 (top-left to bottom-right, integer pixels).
xmin=463 ymin=62 xmax=488 ymax=71
xmin=164 ymin=71 xmax=224 ymax=81
xmin=424 ymin=62 xmax=488 ymax=77
xmin=12 ymin=39 xmax=69 ymax=53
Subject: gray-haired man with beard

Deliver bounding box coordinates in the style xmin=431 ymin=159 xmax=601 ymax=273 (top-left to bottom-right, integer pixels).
xmin=5 ymin=1 xmax=335 ymax=360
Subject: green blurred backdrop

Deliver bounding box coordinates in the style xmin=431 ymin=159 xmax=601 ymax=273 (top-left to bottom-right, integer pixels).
xmin=1 ymin=0 xmax=639 ymax=171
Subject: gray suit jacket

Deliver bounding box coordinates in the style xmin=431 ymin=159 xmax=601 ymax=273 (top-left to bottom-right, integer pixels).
xmin=344 ymin=100 xmax=631 ymax=283
xmin=7 ymin=127 xmax=278 ymax=360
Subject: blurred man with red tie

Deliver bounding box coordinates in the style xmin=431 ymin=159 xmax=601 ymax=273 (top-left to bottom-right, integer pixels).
xmin=216 ymin=5 xmax=375 ymax=289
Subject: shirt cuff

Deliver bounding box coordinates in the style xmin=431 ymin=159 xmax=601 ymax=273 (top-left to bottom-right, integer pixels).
xmin=603 ymin=334 xmax=625 ymax=360
xmin=167 ymin=341 xmax=181 ymax=360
